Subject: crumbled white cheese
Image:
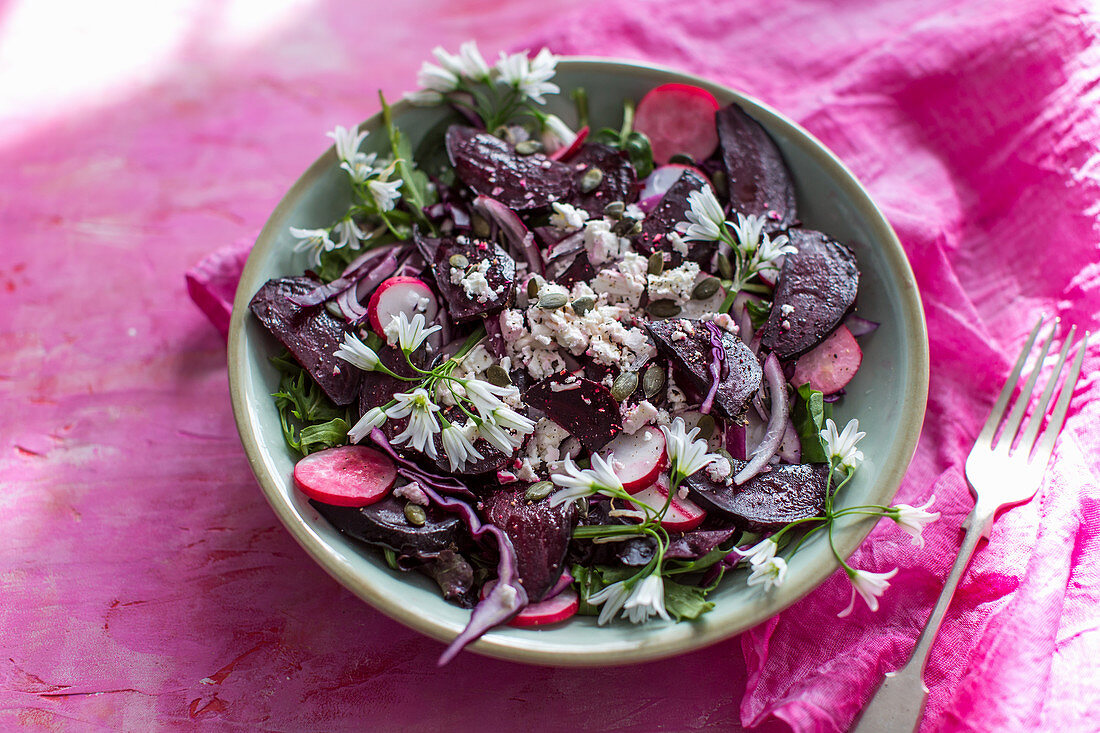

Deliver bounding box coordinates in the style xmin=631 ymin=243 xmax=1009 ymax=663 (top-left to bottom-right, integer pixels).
xmin=514 ymin=458 xmax=540 ymax=483
xmin=625 ymin=203 xmax=646 ymax=222
xmin=667 ymin=373 xmax=689 ymax=413
xmin=621 ymin=400 xmax=660 ymax=434
xmin=668 ymin=232 xmax=689 ymax=257
xmin=780 ymin=303 xmax=795 ymax=316
xmin=706 ymin=456 xmax=732 ymax=483
xmin=648 ymin=261 xmax=700 ymax=304
xmin=523 ymin=418 xmax=570 ymax=476
xmin=582 ymin=219 xmax=632 ymax=266
xmin=592 ymin=252 xmax=647 ymax=308
xmin=549 ymin=202 xmax=590 ymax=232
xmin=453 ymin=259 xmax=502 ymax=303
xmin=702 ymin=312 xmax=738 ymax=333
xmin=394 ymin=482 xmax=430 ymax=506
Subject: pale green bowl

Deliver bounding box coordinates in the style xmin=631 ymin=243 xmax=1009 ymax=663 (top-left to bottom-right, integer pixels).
xmin=228 ymin=58 xmax=928 ymax=667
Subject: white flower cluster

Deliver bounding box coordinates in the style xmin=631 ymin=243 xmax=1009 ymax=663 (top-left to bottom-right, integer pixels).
xmin=733 ymin=538 xmax=787 ymax=592
xmin=336 ymin=312 xmax=535 ymax=470
xmin=588 ymin=574 xmax=669 ymax=626
xmin=407 ymin=41 xmax=560 ymax=106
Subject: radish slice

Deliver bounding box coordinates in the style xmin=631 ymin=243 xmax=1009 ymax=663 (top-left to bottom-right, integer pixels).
xmin=776 ymin=419 xmax=801 ymax=463
xmin=293 ymin=445 xmax=397 ymax=507
xmin=367 ymin=276 xmax=438 ymax=337
xmin=482 ymin=581 xmax=579 ymax=627
xmin=548 ymin=125 xmax=589 ymax=161
xmin=603 ymin=426 xmax=669 ymax=493
xmin=635 ymin=83 xmax=721 ymax=165
xmin=792 ymin=326 xmax=862 ymax=395
xmin=639 ymin=164 xmax=695 ymax=201
xmin=626 ymin=476 xmax=707 ymax=532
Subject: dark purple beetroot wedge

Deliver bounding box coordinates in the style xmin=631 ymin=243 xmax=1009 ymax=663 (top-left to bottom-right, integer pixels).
xmin=759 ymin=229 xmax=859 ymax=359
xmin=523 ymin=371 xmax=622 ymax=451
xmin=544 ymin=245 xmax=595 ymax=287
xmin=716 ymin=103 xmax=797 ymax=232
xmin=611 ymin=526 xmax=741 ymax=566
xmin=684 ymin=461 xmax=829 ymax=532
xmin=357 ymin=346 xmax=419 ymax=441
xmin=645 ymin=319 xmax=762 ymax=419
xmin=566 ymin=143 xmax=639 ymax=217
xmin=250 ymin=277 xmax=361 ymax=405
xmin=635 ymin=167 xmax=717 ymax=266
xmin=446 ymin=126 xmax=574 ymax=210
xmin=311 ymin=496 xmax=465 ymax=558
xmin=483 ymin=487 xmax=578 ymax=601
xmin=432 ymin=236 xmax=516 ymax=323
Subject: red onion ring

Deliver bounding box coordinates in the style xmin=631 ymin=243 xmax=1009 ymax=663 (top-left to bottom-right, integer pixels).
xmin=734 ymin=352 xmax=787 ymax=485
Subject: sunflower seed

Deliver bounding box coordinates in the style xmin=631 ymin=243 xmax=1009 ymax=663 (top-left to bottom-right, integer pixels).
xmin=647 ymin=299 xmax=681 ymax=318
xmin=485 ymin=364 xmax=511 ymax=387
xmin=449 ymin=253 xmax=469 ymax=269
xmin=642 ymin=362 xmax=665 ymax=398
xmin=525 ymin=481 xmax=555 ymax=502
xmin=579 ymin=167 xmax=604 ymax=193
xmin=647 ymin=252 xmax=665 ymax=276
xmin=692 ymin=277 xmax=721 ymax=300
xmin=404 ymin=504 xmax=427 ymax=526
xmin=610 ymin=371 xmax=639 ymax=402
xmin=572 ymin=295 xmax=596 ymax=316
xmin=538 ymin=292 xmax=568 ymax=309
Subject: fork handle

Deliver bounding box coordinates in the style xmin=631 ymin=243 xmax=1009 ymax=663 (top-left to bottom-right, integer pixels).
xmin=852 ymin=502 xmax=995 ymax=732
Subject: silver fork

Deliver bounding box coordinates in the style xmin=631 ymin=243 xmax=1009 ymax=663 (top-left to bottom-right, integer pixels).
xmin=853 ymin=316 xmax=1088 ymax=732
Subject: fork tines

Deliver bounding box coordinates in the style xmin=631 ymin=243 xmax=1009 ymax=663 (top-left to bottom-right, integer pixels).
xmin=982 ymin=316 xmax=1089 ymax=464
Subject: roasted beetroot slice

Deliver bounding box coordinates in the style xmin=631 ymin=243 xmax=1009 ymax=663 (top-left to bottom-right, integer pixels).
xmin=544 ymin=246 xmax=595 ymax=287
xmin=311 ymin=496 xmax=464 ymax=557
xmin=357 ymin=347 xmax=418 ymax=441
xmin=250 ymin=277 xmax=361 ymax=405
xmin=483 ymin=487 xmax=577 ymax=601
xmin=716 ymin=103 xmax=797 ymax=232
xmin=608 ymin=526 xmax=740 ymax=566
xmin=645 ymin=319 xmax=762 ymax=419
xmin=684 ymin=461 xmax=829 ymax=532
xmin=524 ymin=371 xmax=622 ymax=451
xmin=446 ymin=126 xmax=574 ymax=210
xmin=760 ymin=229 xmax=860 ymax=359
xmin=635 ymin=168 xmax=717 ymax=266
xmin=432 ymin=237 xmax=516 ymax=323
xmin=565 ymin=143 xmax=639 ymax=217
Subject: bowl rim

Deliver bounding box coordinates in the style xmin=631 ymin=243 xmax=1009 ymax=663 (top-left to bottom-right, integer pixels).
xmin=228 ymin=56 xmax=929 ymax=667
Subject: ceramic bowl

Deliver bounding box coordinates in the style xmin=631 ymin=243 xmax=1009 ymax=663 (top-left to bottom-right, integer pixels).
xmin=228 ymin=58 xmax=928 ymax=666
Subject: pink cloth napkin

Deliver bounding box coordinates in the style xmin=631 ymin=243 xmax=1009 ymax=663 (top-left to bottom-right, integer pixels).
xmin=189 ymin=0 xmax=1100 ymax=729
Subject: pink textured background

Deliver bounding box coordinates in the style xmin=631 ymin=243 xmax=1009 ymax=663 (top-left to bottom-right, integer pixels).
xmin=3 ymin=0 xmax=1099 ymax=730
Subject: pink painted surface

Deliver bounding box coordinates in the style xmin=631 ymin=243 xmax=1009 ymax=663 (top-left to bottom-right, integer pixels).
xmin=3 ymin=1 xmax=1100 ymax=731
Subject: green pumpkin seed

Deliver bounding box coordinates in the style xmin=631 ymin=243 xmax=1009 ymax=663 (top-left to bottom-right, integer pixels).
xmin=525 ymin=481 xmax=555 ymax=502
xmin=515 ymin=139 xmax=543 ymax=155
xmin=485 ymin=364 xmax=511 ymax=387
xmin=576 ymin=497 xmax=589 ymax=516
xmin=647 ymin=299 xmax=681 ymax=318
xmin=612 ymin=215 xmax=638 ymax=236
xmin=404 ymin=503 xmax=427 ymax=526
xmin=642 ymin=362 xmax=665 ymax=398
xmin=325 ymin=301 xmax=344 ymax=318
xmin=717 ymin=253 xmax=733 ymax=281
xmin=472 ymin=214 xmax=491 ymax=239
xmin=538 ymin=292 xmax=569 ymax=309
xmin=449 ymin=253 xmax=469 ymax=269
xmin=692 ymin=277 xmax=721 ymax=300
xmin=696 ymin=414 xmax=716 ymax=439
xmin=610 ymin=371 xmax=639 ymax=402
xmin=579 ymin=167 xmax=604 ymax=193
xmin=668 ymin=153 xmax=696 ymax=166
xmin=526 ymin=278 xmax=540 ymax=300
xmin=711 ymin=170 xmax=729 ymax=198
xmin=572 ymin=295 xmax=596 ymax=316
xmin=603 ymin=201 xmax=625 ymax=219
xmin=647 ymin=251 xmax=665 ymax=276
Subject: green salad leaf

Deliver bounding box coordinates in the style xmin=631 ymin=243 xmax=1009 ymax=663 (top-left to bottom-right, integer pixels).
xmin=662 ymin=578 xmax=715 ymax=621
xmin=791 ymin=384 xmax=833 ymax=463
xmin=271 ymin=353 xmax=350 ymax=456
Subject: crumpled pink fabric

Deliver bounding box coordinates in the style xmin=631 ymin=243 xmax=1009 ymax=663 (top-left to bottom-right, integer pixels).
xmin=187 ymin=1 xmax=1100 ymax=729
xmin=518 ymin=0 xmax=1100 ymax=730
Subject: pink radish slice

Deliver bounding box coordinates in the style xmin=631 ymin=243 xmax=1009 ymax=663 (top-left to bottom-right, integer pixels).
xmin=640 ymin=164 xmax=696 ymax=201
xmin=482 ymin=581 xmax=579 ymax=627
xmin=627 ymin=476 xmax=707 ymax=532
xmin=603 ymin=426 xmax=669 ymax=493
xmin=635 ymin=83 xmax=721 ymax=165
xmin=293 ymin=445 xmax=397 ymax=507
xmin=367 ymin=276 xmax=438 ymax=337
xmin=792 ymin=326 xmax=862 ymax=395
xmin=548 ymin=125 xmax=589 ymax=161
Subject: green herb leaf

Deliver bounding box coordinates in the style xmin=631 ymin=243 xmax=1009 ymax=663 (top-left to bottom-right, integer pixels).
xmin=746 ymin=299 xmax=772 ymax=329
xmin=624 ymin=131 xmax=654 ymax=179
xmin=662 ymin=578 xmax=715 ymax=621
xmin=665 ymin=545 xmax=732 ymax=575
xmin=791 ymin=384 xmax=833 ymax=463
xmin=300 ymin=417 xmax=350 ymax=455
xmin=380 ymin=91 xmax=437 ymax=234
xmin=271 ymin=353 xmax=347 ymax=457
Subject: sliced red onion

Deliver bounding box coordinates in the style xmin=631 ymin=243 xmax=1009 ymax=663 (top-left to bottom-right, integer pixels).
xmin=542 ymin=569 xmax=574 ymax=601
xmin=473 ymin=195 xmax=543 ymax=275
xmin=548 ymin=125 xmax=589 ymax=161
xmin=776 ymin=419 xmax=801 ymax=463
xmin=734 ymin=353 xmax=787 ymax=485
xmin=700 ymin=321 xmax=726 ymax=414
xmin=725 ymin=422 xmax=748 ymax=461
xmin=731 ymin=291 xmax=762 ymax=346
xmin=289 ymin=244 xmax=399 ymax=307
xmin=844 ymin=313 xmax=880 ymax=337
xmin=638 ymin=194 xmax=663 ymax=213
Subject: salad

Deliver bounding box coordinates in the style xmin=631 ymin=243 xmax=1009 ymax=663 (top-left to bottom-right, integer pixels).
xmin=248 ymin=44 xmax=938 ymax=664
